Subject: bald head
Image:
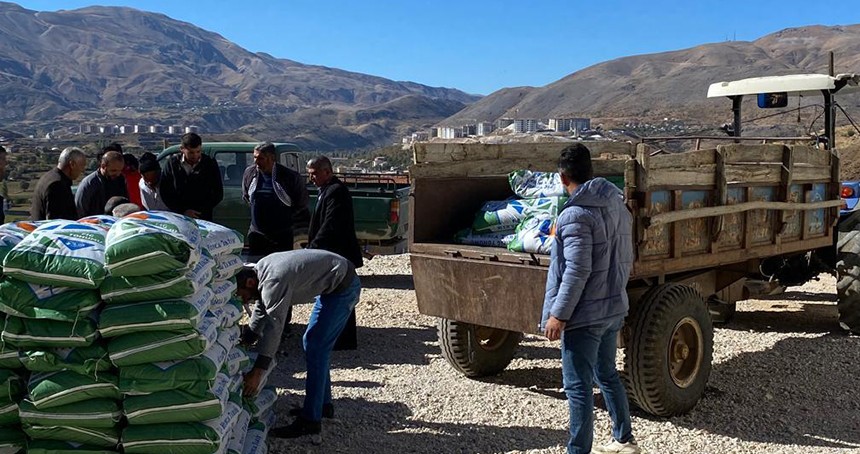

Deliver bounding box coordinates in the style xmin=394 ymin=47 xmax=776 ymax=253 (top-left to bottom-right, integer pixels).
xmin=100 ymin=151 xmax=125 ymax=180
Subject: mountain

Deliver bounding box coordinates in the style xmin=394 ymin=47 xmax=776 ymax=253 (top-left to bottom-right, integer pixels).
xmin=443 ymin=25 xmax=860 ymax=128
xmin=0 ymin=2 xmax=480 ymax=150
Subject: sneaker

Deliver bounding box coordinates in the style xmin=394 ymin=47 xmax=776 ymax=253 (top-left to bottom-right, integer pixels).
xmin=592 ymin=437 xmax=641 ymax=454
xmin=288 ymin=403 xmax=335 ymax=419
xmin=269 ymin=416 xmax=321 ymax=440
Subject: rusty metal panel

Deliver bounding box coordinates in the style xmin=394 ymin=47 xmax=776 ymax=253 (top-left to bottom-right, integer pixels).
xmin=641 ymin=190 xmax=671 ymax=258
xmin=781 ymin=184 xmax=805 ymax=240
xmin=749 ymin=187 xmax=776 ymax=244
xmin=411 ymin=254 xmax=546 ymax=334
xmin=680 ymin=191 xmax=710 ymax=255
xmin=718 ymin=187 xmax=746 ymax=249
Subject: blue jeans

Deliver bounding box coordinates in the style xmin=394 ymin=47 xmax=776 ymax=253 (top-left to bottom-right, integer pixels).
xmin=301 ymin=276 xmax=362 ymax=422
xmin=561 ymin=317 xmax=632 ymax=454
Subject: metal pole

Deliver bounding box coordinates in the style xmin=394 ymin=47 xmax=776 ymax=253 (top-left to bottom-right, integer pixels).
xmin=829 ymin=51 xmax=835 ymax=77
xmin=732 ymin=96 xmax=743 ymax=142
xmin=823 ymin=90 xmax=835 ymax=151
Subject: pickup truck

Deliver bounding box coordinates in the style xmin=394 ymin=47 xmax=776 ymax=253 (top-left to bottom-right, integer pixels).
xmin=156 ymin=142 xmax=410 ymax=254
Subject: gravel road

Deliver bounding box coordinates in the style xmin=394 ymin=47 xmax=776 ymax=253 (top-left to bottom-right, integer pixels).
xmin=264 ymin=255 xmax=860 ymax=454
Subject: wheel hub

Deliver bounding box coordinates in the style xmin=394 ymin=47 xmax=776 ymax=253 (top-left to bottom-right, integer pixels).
xmin=669 ymin=317 xmax=703 ymax=388
xmin=474 ymin=326 xmax=510 ymax=352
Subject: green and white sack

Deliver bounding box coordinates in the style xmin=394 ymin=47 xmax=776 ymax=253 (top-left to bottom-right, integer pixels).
xmin=100 ymin=253 xmax=214 ymax=304
xmin=509 ymin=169 xmax=566 ymax=198
xmin=506 ymin=213 xmax=557 ymax=255
xmin=210 ymin=280 xmax=237 ymax=307
xmin=242 ymin=415 xmax=273 ymax=454
xmin=195 ymin=220 xmax=244 ymax=257
xmin=119 ymin=343 xmax=228 ymax=394
xmin=23 ymin=425 xmax=118 ymax=449
xmin=28 ymin=371 xmax=119 ymax=409
xmin=99 ymin=287 xmax=213 ymax=338
xmin=122 ymin=400 xmax=241 ymax=454
xmin=21 ymin=343 xmax=111 ymax=376
xmin=244 ymin=387 xmax=276 ymax=419
xmin=19 ymin=398 xmax=121 ymax=428
xmin=25 ymin=440 xmax=117 ymax=454
xmin=224 ymin=347 xmax=250 ymax=376
xmin=124 ymin=387 xmax=226 ymax=425
xmin=0 ymin=341 xmax=21 ymax=369
xmin=107 ymin=317 xmax=218 ymax=367
xmin=0 ymin=369 xmax=22 ymax=401
xmin=2 ymin=221 xmax=107 ymax=289
xmin=0 ymin=397 xmax=19 ymax=426
xmin=104 ymin=212 xmax=201 ymax=277
xmin=0 ymin=278 xmax=100 ymax=321
xmin=0 ymin=220 xmax=44 ymax=265
xmin=471 ymin=197 xmax=566 ymax=233
xmin=0 ymin=428 xmax=25 ymax=454
xmin=225 ymin=409 xmax=250 ymax=454
xmin=214 ymin=254 xmax=242 ymax=281
xmin=220 ymin=300 xmax=243 ymax=327
xmin=2 ymin=316 xmax=99 ymax=348
xmin=78 ymin=215 xmax=118 ymax=230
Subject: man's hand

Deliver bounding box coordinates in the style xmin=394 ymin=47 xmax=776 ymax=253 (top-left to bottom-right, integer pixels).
xmin=544 ymin=316 xmax=566 ymax=341
xmin=184 ymin=209 xmax=201 ymax=218
xmin=243 ymin=367 xmax=265 ymax=397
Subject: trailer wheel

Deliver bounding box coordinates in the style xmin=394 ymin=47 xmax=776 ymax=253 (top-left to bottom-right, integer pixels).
xmin=622 ymin=284 xmax=713 ymax=416
xmin=836 ymin=228 xmax=860 ymax=334
xmin=437 ymin=319 xmax=522 ymax=377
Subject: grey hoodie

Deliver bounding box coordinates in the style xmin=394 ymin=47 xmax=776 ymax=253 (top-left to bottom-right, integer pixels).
xmin=541 ymin=177 xmax=634 ymax=331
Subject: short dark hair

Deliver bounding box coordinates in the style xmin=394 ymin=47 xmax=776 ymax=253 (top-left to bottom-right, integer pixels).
xmin=307 ymin=155 xmax=332 ymax=171
xmin=236 ymin=267 xmax=257 ymax=289
xmin=105 ymin=196 xmax=130 ymax=215
xmin=139 ymin=152 xmax=159 ymax=174
xmin=254 ymin=142 xmax=276 ymax=156
xmin=123 ymin=153 xmax=139 ymax=171
xmin=558 ymin=144 xmax=593 ymax=185
xmin=181 ymin=132 xmax=202 ymax=149
xmin=103 ymin=142 xmax=123 ymax=153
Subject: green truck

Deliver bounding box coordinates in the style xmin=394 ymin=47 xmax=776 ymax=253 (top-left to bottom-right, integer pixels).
xmin=157 ymin=142 xmax=410 ymax=254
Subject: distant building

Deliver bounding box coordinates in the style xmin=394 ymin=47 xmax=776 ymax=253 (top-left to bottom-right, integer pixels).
xmin=461 ymin=124 xmax=477 ymax=136
xmin=438 ymin=127 xmax=463 ymax=139
xmin=550 ymin=118 xmax=591 ymax=132
xmin=81 ymin=124 xmax=94 ymax=134
xmin=411 ymin=132 xmax=429 ymax=142
xmin=119 ymin=125 xmax=134 ymax=134
xmin=99 ymin=125 xmax=117 ymax=134
xmin=477 ymin=122 xmax=495 ymax=136
xmin=149 ymin=125 xmax=164 ymax=134
xmin=430 ymin=127 xmax=439 ymax=138
xmin=513 ymin=119 xmax=538 ymax=134
xmin=168 ymin=125 xmax=183 ymax=134
xmin=134 ymin=125 xmax=145 ymax=134
xmin=496 ymin=118 xmax=514 ymax=129
xmin=185 ymin=125 xmax=199 ymax=134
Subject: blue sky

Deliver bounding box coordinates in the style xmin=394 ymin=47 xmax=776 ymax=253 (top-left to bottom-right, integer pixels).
xmin=13 ymin=1 xmax=860 ymax=95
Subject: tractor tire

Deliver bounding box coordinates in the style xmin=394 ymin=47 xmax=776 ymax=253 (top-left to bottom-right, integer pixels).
xmin=437 ymin=319 xmax=522 ymax=377
xmin=622 ymin=284 xmax=714 ymax=416
xmin=836 ymin=228 xmax=860 ymax=334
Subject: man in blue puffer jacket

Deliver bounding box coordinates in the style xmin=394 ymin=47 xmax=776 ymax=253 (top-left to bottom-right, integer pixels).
xmin=541 ymin=144 xmax=639 ymax=454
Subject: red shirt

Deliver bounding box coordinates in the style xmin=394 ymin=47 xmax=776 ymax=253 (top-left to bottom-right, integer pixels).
xmin=123 ymin=169 xmax=142 ymax=207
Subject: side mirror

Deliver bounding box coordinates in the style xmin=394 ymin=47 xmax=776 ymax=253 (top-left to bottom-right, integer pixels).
xmin=757 ymin=92 xmax=788 ymax=108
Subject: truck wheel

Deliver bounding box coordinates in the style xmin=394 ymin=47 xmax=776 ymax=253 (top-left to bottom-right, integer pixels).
xmin=836 ymin=228 xmax=860 ymax=334
xmin=622 ymin=284 xmax=714 ymax=416
xmin=437 ymin=319 xmax=522 ymax=377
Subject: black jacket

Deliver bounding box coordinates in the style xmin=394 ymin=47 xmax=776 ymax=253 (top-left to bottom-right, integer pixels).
xmin=159 ymin=154 xmax=224 ymax=221
xmin=30 ymin=168 xmax=78 ymax=221
xmin=308 ymin=176 xmax=363 ymax=268
xmin=241 ymin=163 xmax=309 ymax=235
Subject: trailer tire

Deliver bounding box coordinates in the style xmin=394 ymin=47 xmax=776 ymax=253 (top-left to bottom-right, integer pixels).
xmin=836 ymin=228 xmax=860 ymax=334
xmin=437 ymin=319 xmax=522 ymax=377
xmin=622 ymin=284 xmax=713 ymax=416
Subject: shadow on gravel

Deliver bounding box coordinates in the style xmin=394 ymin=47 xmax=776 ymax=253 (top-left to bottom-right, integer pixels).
xmin=670 ymin=334 xmax=860 ymax=450
xmin=725 ymin=301 xmax=842 ymax=334
xmin=359 ymin=273 xmax=414 ymax=290
xmin=269 ymin=397 xmax=569 ymax=453
xmin=483 ymin=366 xmax=565 ymax=401
xmin=753 ymin=290 xmax=836 ymax=303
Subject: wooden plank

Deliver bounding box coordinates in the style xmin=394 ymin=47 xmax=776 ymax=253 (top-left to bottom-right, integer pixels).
xmin=635 ymin=143 xmax=651 ymax=191
xmin=711 ymin=148 xmax=727 ymax=243
xmin=791 ymin=144 xmax=830 ymax=166
xmin=672 ymin=190 xmax=683 ymax=258
xmin=744 ymin=187 xmax=754 ymax=250
xmin=650 ymin=148 xmax=715 ymax=170
xmin=411 ymin=141 xmax=635 ymax=163
xmin=776 ymin=146 xmax=793 ymax=242
xmin=719 ymin=143 xmax=785 ymax=163
xmin=646 ymin=199 xmax=843 ymax=227
xmin=409 ymin=157 xmax=627 ymax=178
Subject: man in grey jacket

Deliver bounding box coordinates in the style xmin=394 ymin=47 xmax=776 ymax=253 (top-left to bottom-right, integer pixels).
xmin=541 ymin=144 xmax=638 ymax=454
xmin=237 ymin=249 xmax=361 ymax=439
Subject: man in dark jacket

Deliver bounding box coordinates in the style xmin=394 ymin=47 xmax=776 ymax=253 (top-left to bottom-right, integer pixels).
xmin=0 ymin=146 xmax=7 ymax=224
xmin=306 ymin=156 xmax=363 ymax=350
xmin=75 ymin=150 xmax=128 ymax=217
xmin=30 ymin=147 xmax=87 ymax=221
xmin=159 ymin=133 xmax=223 ymax=221
xmin=541 ymin=144 xmax=638 ymax=454
xmin=242 ymin=142 xmax=309 ymax=260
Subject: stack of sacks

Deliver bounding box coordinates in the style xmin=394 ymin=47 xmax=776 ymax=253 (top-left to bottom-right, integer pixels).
xmin=0 ymin=218 xmax=119 ymax=450
xmin=0 ymin=342 xmax=25 ymax=453
xmin=221 ymin=352 xmax=277 ymax=454
xmin=100 ymin=213 xmax=244 ymax=454
xmin=0 ymin=221 xmax=46 ymax=264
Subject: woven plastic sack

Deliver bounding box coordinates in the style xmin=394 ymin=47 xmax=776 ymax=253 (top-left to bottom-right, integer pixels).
xmin=25 ymin=440 xmax=117 ymax=454
xmin=221 ymin=300 xmax=243 ymax=327
xmin=214 ymin=254 xmax=242 ymax=281
xmin=224 ymin=347 xmax=250 ymax=376
xmin=119 ymin=342 xmax=228 ymax=394
xmin=22 ymin=425 xmax=118 ymax=449
xmin=225 ymin=409 xmax=250 ymax=454
xmin=509 ymin=169 xmax=566 ymax=198
xmin=107 ymin=316 xmax=218 ymax=367
xmin=0 ymin=369 xmax=22 ymax=401
xmin=244 ymin=387 xmax=276 ymax=419
xmin=104 ymin=212 xmax=201 ymax=277
xmin=454 ymin=228 xmax=510 ymax=248
xmin=0 ymin=278 xmax=100 ymax=321
xmin=216 ymin=325 xmax=241 ymax=351
xmin=471 ymin=197 xmax=566 ymax=233
xmin=78 ymin=215 xmax=118 ymax=230
xmin=99 ymin=287 xmax=213 ymax=338
xmin=0 ymin=397 xmax=18 ymax=426
xmin=2 ymin=220 xmax=107 ymax=289
xmin=0 ymin=341 xmax=20 ymax=369
xmin=241 ymin=415 xmax=273 ymax=454
xmin=2 ymin=316 xmax=98 ymax=348
xmin=506 ymin=213 xmax=557 ymax=255
xmin=100 ymin=253 xmax=214 ymax=304
xmin=19 ymin=398 xmax=121 ymax=428
xmin=0 ymin=428 xmax=25 ymax=454
xmin=28 ymin=371 xmax=119 ymax=409
xmin=0 ymin=220 xmax=44 ymax=265
xmin=122 ymin=400 xmax=241 ymax=454
xmin=21 ymin=343 xmax=111 ymax=376
xmin=195 ymin=220 xmax=244 ymax=257
xmin=124 ymin=374 xmax=230 ymax=425
xmin=211 ymin=280 xmax=237 ymax=307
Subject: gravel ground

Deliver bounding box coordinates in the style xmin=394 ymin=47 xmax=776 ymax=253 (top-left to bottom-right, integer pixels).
xmin=263 ymin=255 xmax=860 ymax=454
